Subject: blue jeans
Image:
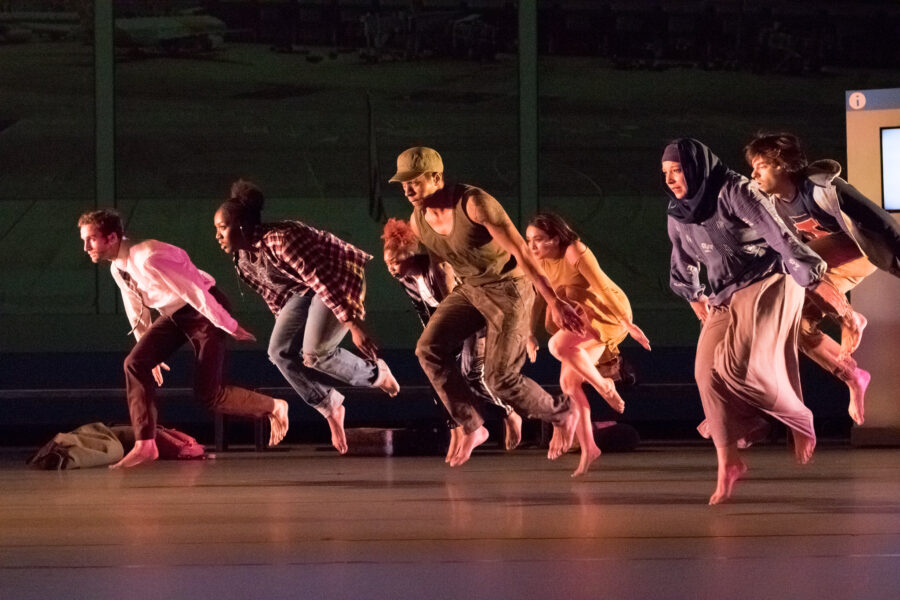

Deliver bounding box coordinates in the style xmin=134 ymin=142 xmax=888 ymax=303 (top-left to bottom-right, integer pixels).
xmin=268 ymin=292 xmax=377 ymax=417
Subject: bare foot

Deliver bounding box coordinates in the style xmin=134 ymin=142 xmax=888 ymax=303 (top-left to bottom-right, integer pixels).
xmin=268 ymin=399 xmax=290 ymax=447
xmin=503 ymin=412 xmax=522 ymax=451
xmin=548 ymin=409 xmax=579 ymax=460
xmin=445 ymin=427 xmax=462 ymax=463
xmin=548 ymin=424 xmax=561 ymax=452
xmin=110 ymin=439 xmax=159 ymax=469
xmin=449 ymin=426 xmax=489 ymax=467
xmin=374 ymin=359 xmax=400 ymax=397
xmin=326 ymin=403 xmax=347 ymax=454
xmin=597 ymin=379 xmax=625 ymax=414
xmin=792 ymin=430 xmax=816 ymax=464
xmin=709 ymin=459 xmax=748 ymax=505
xmin=847 ymin=368 xmax=870 ymax=426
xmin=572 ymin=444 xmax=601 ymax=478
xmin=840 ymin=310 xmax=867 ymax=358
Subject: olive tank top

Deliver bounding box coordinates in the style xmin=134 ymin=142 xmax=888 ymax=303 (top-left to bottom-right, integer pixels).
xmin=413 ymin=183 xmax=521 ymax=286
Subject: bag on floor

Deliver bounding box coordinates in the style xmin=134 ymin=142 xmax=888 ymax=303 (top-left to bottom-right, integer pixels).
xmin=27 ymin=422 xmax=124 ymax=470
xmin=111 ymin=424 xmax=208 ymax=460
xmin=155 ymin=425 xmax=206 ymax=460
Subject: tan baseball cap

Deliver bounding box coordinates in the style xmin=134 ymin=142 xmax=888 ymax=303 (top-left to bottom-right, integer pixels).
xmin=389 ymin=147 xmax=444 ymax=182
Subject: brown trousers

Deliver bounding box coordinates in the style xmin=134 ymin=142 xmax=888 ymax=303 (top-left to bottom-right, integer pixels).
xmin=123 ymin=288 xmax=274 ymax=440
xmin=695 ymin=274 xmax=815 ymax=448
xmin=416 ymin=277 xmax=571 ymax=433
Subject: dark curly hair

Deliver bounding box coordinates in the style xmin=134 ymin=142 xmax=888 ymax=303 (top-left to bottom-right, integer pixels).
xmin=744 ymin=133 xmax=808 ymax=177
xmin=219 ymin=178 xmax=265 ymax=232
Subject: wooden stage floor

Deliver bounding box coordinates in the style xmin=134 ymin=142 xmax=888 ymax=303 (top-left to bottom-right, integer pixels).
xmin=1 ymin=443 xmax=898 ymax=600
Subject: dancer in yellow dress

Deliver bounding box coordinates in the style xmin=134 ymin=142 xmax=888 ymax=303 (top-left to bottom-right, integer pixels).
xmin=525 ymin=213 xmax=651 ymax=476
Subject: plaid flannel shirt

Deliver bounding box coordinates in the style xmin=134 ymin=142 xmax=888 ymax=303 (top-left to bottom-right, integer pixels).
xmin=235 ymin=221 xmax=372 ymax=323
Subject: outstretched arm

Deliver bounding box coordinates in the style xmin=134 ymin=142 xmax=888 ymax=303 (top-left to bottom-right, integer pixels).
xmin=465 ymin=190 xmax=583 ymax=335
xmin=568 ymin=243 xmax=650 ymax=350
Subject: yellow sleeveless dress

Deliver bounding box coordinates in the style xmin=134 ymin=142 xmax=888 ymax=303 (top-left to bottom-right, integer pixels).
xmin=540 ymin=247 xmax=632 ymax=355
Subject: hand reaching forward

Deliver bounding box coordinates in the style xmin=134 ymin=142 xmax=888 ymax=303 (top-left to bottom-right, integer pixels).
xmin=152 ymin=362 xmax=170 ymax=386
xmin=625 ymin=321 xmax=652 ymax=351
xmin=549 ymin=298 xmax=585 ymax=337
xmin=348 ymin=318 xmax=379 ymax=361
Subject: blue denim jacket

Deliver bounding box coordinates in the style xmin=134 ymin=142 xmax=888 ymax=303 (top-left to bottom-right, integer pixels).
xmin=668 ymin=172 xmax=826 ymax=306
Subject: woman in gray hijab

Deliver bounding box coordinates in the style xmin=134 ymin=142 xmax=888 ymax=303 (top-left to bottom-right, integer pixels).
xmin=661 ymin=138 xmax=855 ymax=504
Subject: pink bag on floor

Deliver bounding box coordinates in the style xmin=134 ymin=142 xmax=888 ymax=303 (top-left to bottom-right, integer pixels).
xmin=155 ymin=426 xmax=207 ymax=460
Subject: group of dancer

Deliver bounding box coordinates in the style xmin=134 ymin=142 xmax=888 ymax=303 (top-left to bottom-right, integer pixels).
xmin=663 ymin=134 xmax=897 ymax=503
xmin=77 ymin=133 xmax=899 ymax=503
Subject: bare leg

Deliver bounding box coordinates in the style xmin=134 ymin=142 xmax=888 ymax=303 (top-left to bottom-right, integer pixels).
xmin=445 ymin=427 xmax=462 ymax=463
xmin=709 ymin=444 xmax=747 ymax=505
xmin=568 ymin=435 xmax=581 ymax=452
xmin=325 ymin=403 xmax=347 ymax=454
xmin=549 ymin=331 xmax=624 ymax=413
xmin=449 ymin=426 xmax=489 ymax=467
xmin=548 ymin=408 xmax=579 ymax=460
xmin=571 ymin=395 xmax=601 ymax=478
xmin=110 ymin=438 xmax=159 ymax=470
xmin=560 ymin=365 xmax=601 ymax=477
xmin=269 ymin=398 xmax=290 ymax=447
xmin=847 ymin=368 xmax=870 ymax=426
xmin=802 ymin=333 xmax=869 ymax=426
xmin=503 ymin=411 xmax=522 ymax=451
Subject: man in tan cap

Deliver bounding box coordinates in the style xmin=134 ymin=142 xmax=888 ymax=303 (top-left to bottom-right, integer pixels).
xmin=390 ymin=146 xmax=584 ymax=467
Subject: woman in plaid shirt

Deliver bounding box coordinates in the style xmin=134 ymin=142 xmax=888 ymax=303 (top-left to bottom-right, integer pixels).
xmin=214 ymin=180 xmax=400 ymax=455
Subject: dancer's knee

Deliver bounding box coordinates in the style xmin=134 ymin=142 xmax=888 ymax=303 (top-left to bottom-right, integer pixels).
xmin=267 ymin=339 xmax=292 ymax=370
xmin=301 ymin=350 xmax=319 ymax=369
xmin=302 ymin=346 xmax=337 ymax=369
xmin=547 ymin=335 xmax=572 ymax=361
xmin=123 ymin=352 xmax=154 ymax=378
xmin=415 ymin=337 xmax=450 ymax=370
